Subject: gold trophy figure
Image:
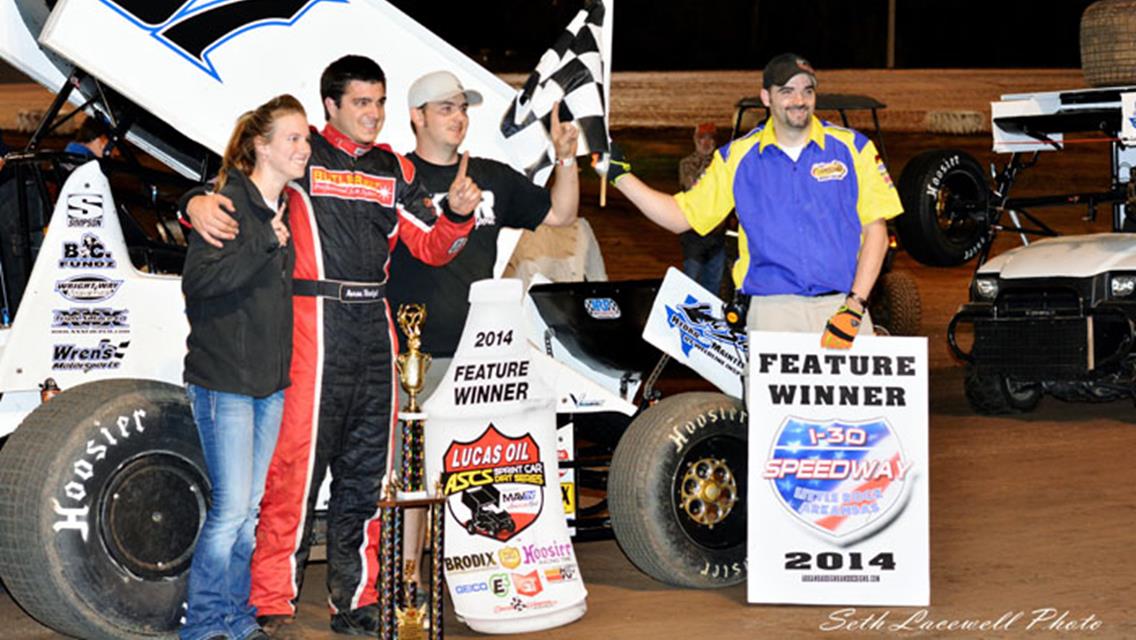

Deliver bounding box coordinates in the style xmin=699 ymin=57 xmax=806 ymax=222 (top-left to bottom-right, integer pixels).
xmin=381 ymin=303 xmax=445 ymax=639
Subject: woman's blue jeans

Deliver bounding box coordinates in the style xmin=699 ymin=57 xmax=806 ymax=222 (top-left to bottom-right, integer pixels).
xmin=180 ymin=385 xmax=284 ymax=640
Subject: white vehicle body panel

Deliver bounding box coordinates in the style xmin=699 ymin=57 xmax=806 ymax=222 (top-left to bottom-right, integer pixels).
xmin=977 ymin=233 xmax=1136 ymax=279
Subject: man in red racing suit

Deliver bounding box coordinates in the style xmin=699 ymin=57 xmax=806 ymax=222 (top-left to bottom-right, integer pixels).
xmin=185 ymin=55 xmax=480 ymax=636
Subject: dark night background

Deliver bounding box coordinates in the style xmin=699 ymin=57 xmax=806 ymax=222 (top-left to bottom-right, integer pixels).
xmin=388 ymin=0 xmax=1098 ymax=71
xmin=0 ymin=0 xmax=1101 ymax=81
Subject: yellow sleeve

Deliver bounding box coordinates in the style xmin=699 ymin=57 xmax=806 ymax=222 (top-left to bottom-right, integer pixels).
xmin=674 ymin=150 xmax=735 ymax=235
xmin=853 ymin=139 xmax=903 ymax=225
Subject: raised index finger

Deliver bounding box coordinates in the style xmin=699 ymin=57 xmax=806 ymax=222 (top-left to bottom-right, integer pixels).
xmin=455 ymin=151 xmax=469 ymax=182
xmin=551 ymin=100 xmax=562 ymax=130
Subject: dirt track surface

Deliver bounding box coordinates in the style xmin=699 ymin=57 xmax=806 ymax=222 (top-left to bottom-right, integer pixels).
xmin=2 ymin=73 xmax=1135 ymax=638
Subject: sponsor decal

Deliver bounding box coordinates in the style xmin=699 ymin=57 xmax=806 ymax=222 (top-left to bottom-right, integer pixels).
xmin=442 ymin=424 xmax=544 ymax=542
xmin=454 ymin=581 xmax=488 ymax=595
xmin=763 ymin=418 xmax=914 ymax=543
xmin=97 ymin=0 xmax=344 ymax=82
xmin=494 ymin=597 xmax=557 ymax=614
xmin=443 ymin=551 xmax=498 ymax=573
xmin=583 ymin=297 xmax=621 ymax=319
xmin=309 ymin=166 xmax=396 ymax=206
xmin=447 ymin=237 xmax=468 ymax=255
xmin=55 ymin=275 xmax=123 ymax=303
xmin=498 ymin=546 xmax=522 ymax=570
xmin=560 ymin=478 xmax=576 ymax=516
xmin=567 ymin=392 xmax=604 ymax=409
xmin=489 ymin=573 xmax=511 ymax=597
xmin=66 ymin=193 xmax=104 ymax=227
xmin=544 ymin=564 xmax=579 ymax=583
xmin=53 ymin=409 xmax=148 ymax=542
xmin=521 ymin=540 xmax=574 ymax=566
xmin=665 ymin=295 xmax=747 ymax=367
xmin=810 ymin=159 xmax=848 ymax=182
xmin=511 ymin=570 xmax=543 ymax=597
xmin=452 ymin=360 xmax=529 ymax=406
xmin=52 ymin=339 xmax=130 ymax=372
xmin=60 ymin=233 xmax=116 ymax=269
xmin=52 ymin=308 xmax=130 ymax=334
xmin=875 ymin=154 xmax=895 ymax=189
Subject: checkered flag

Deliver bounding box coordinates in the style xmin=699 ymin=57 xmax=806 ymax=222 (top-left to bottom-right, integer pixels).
xmin=500 ymin=0 xmax=609 ymax=183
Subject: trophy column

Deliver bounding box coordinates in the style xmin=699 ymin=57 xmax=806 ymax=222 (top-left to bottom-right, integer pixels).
xmin=379 ymin=303 xmax=446 ymax=639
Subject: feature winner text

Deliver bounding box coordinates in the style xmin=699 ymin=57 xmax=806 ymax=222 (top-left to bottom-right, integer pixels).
xmin=453 ymin=360 xmax=530 ymax=406
xmin=754 ymin=352 xmax=916 ymax=407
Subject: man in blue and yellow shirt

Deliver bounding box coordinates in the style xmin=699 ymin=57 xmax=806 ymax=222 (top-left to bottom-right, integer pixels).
xmin=604 ymin=53 xmax=903 ymax=348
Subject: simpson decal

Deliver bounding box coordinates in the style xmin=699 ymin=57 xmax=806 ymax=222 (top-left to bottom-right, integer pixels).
xmin=810 ymin=160 xmax=848 ymax=182
xmin=309 ymin=167 xmax=396 ymax=206
xmin=443 ymin=425 xmax=544 ymax=542
xmin=66 ymin=194 xmax=104 ymax=227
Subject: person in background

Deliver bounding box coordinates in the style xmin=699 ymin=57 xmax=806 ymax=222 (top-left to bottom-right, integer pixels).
xmin=64 ymin=116 xmax=112 ymax=159
xmin=677 ymin=122 xmax=727 ymax=294
xmin=179 ymin=94 xmax=308 ymax=640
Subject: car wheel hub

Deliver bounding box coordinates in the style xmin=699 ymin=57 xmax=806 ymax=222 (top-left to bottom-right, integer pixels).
xmin=680 ymin=457 xmax=737 ymax=527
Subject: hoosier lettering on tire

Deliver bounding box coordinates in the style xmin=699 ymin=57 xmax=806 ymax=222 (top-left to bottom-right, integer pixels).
xmin=895 ymin=149 xmax=992 ymax=267
xmin=0 ymin=379 xmax=206 ymax=640
xmin=608 ymin=392 xmax=748 ymax=588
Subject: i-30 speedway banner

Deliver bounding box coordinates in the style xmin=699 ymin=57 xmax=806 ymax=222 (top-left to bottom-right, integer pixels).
xmin=747 ymin=332 xmax=929 ymax=606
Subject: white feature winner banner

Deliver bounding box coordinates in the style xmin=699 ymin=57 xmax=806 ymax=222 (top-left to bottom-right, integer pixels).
xmin=424 ymin=280 xmax=586 ymax=634
xmin=747 ymin=332 xmax=929 ymax=606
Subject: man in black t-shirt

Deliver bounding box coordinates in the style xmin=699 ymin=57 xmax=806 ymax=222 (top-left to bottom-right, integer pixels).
xmin=387 ymin=70 xmax=581 ymax=392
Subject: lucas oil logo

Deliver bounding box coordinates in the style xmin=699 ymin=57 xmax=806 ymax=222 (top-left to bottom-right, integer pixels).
xmin=442 ymin=424 xmax=544 ymax=542
xmin=810 ymin=160 xmax=848 ymax=182
xmin=762 ymin=417 xmax=915 ymax=544
xmin=98 ymin=0 xmax=345 ymax=82
xmin=60 ymin=234 xmax=116 ymax=269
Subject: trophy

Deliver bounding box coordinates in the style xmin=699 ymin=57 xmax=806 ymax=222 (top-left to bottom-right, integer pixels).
xmin=379 ymin=303 xmax=446 ymax=639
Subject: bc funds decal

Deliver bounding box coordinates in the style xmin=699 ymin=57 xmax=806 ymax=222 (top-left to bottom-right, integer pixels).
xmin=443 ymin=425 xmax=545 ymax=542
xmin=763 ymin=418 xmax=914 ymax=544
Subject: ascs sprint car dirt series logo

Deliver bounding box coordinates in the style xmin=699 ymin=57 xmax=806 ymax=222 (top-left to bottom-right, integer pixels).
xmin=762 ymin=417 xmax=915 ymax=544
xmin=442 ymin=424 xmax=545 ymax=542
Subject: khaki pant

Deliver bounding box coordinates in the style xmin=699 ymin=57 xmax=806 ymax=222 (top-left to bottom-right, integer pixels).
xmin=746 ymin=293 xmax=874 ymax=335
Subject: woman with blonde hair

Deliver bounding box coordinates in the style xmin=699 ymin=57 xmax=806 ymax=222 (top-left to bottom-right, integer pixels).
xmin=179 ymin=94 xmax=309 ymax=640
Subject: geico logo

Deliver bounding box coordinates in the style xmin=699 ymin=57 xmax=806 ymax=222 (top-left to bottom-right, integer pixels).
xmin=503 ymin=490 xmax=536 ymax=502
xmin=454 ymin=582 xmax=488 ymax=594
xmin=444 ymin=469 xmax=494 ymax=494
xmin=443 ymin=552 xmax=497 ymax=572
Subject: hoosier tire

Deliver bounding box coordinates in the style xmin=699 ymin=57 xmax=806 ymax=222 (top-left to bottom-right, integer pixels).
xmin=0 ymin=379 xmax=206 ymax=639
xmin=608 ymin=392 xmax=747 ymax=588
xmin=896 ymin=149 xmax=992 ymax=267
xmin=870 ymin=270 xmax=923 ymax=336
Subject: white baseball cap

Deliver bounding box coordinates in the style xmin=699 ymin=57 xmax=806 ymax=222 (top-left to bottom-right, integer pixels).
xmin=407 ymin=71 xmax=484 ymax=109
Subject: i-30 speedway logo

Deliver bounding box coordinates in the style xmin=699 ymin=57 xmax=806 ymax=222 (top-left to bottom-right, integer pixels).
xmin=763 ymin=417 xmax=915 ymax=544
xmin=442 ymin=425 xmax=545 ymax=542
xmin=98 ymin=0 xmax=346 ymax=81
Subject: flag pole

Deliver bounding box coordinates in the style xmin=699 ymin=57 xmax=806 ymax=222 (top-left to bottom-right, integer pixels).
xmin=600 ymin=164 xmax=607 ymax=207
xmin=600 ymin=0 xmax=614 ymax=209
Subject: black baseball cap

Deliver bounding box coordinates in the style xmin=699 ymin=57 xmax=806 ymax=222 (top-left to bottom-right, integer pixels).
xmin=763 ymin=53 xmax=817 ymax=89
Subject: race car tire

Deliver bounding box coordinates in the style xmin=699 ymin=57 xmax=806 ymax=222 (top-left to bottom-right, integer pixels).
xmin=870 ymin=270 xmax=923 ymax=337
xmin=0 ymin=379 xmax=206 ymax=639
xmin=608 ymin=392 xmax=748 ymax=588
xmin=896 ymin=149 xmax=992 ymax=267
xmin=1081 ymin=0 xmax=1136 ymax=87
xmin=963 ymin=369 xmax=1042 ymax=415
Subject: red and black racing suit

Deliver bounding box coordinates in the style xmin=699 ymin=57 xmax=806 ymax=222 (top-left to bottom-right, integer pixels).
xmin=250 ymin=124 xmax=472 ymax=618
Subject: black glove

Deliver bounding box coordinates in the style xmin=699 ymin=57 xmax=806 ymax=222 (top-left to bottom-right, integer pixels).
xmin=593 ymin=143 xmax=632 ymax=186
